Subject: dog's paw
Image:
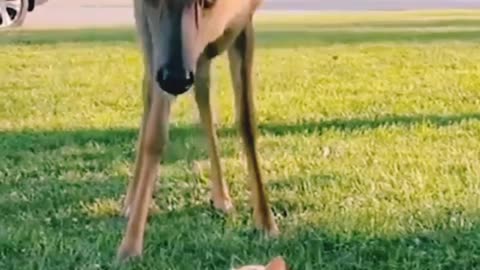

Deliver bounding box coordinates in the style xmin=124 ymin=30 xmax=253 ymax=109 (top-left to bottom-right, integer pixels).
xmin=254 ymin=209 xmax=280 ymax=237
xmin=116 ymin=240 xmax=142 ymax=262
xmin=211 ymin=195 xmax=235 ymax=214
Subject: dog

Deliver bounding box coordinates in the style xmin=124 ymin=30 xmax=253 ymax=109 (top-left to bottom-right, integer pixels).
xmin=117 ymin=0 xmax=279 ymax=261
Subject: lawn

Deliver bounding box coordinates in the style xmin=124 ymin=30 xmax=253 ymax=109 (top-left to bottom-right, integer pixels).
xmin=2 ymin=10 xmax=480 ymax=270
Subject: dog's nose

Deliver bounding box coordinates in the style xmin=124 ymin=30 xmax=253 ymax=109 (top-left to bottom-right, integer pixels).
xmin=156 ymin=67 xmax=194 ymax=96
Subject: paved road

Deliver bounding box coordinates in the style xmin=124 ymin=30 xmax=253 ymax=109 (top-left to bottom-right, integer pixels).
xmin=22 ymin=0 xmax=480 ymax=29
xmin=264 ymin=0 xmax=480 ymax=11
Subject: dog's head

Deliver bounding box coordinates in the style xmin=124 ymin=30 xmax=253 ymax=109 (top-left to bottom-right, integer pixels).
xmin=140 ymin=0 xmax=262 ymax=96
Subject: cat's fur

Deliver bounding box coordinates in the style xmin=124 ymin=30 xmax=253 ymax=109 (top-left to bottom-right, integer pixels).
xmin=234 ymin=256 xmax=288 ymax=270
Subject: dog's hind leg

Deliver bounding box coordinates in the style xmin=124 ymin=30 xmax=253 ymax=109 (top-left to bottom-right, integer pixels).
xmin=228 ymin=22 xmax=278 ymax=236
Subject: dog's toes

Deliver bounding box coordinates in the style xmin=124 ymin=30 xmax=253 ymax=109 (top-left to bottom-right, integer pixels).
xmin=215 ymin=198 xmax=235 ymax=214
xmin=116 ymin=241 xmax=142 ymax=262
xmin=210 ymin=195 xmax=235 ymax=214
xmin=256 ymin=221 xmax=280 ymax=238
xmin=254 ymin=209 xmax=280 ymax=238
xmin=266 ymin=223 xmax=280 ymax=238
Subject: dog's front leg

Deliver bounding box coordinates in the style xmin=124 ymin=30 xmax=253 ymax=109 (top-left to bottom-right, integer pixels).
xmin=194 ymin=56 xmax=234 ymax=213
xmin=117 ymin=87 xmax=171 ymax=261
xmin=122 ymin=73 xmax=152 ymax=217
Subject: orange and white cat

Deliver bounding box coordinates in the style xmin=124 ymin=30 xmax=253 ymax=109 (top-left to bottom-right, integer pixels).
xmin=234 ymin=256 xmax=288 ymax=270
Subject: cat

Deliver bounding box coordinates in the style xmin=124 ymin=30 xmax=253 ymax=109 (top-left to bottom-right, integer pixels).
xmin=234 ymin=256 xmax=288 ymax=270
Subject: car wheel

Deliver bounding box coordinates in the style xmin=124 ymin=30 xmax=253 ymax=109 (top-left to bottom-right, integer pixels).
xmin=0 ymin=0 xmax=29 ymax=29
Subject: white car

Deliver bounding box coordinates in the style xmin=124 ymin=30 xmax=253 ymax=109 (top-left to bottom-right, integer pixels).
xmin=0 ymin=0 xmax=48 ymax=29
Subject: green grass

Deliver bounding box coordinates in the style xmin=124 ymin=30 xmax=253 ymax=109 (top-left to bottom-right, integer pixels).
xmin=2 ymin=10 xmax=480 ymax=270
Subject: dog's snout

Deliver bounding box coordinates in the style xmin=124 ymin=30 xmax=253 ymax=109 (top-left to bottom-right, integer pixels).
xmin=156 ymin=67 xmax=194 ymax=96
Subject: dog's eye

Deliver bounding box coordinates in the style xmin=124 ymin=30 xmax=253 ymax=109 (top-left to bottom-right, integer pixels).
xmin=202 ymin=0 xmax=216 ymax=9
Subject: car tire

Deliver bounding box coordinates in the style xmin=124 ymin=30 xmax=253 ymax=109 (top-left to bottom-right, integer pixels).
xmin=12 ymin=0 xmax=29 ymax=27
xmin=28 ymin=0 xmax=35 ymax=11
xmin=0 ymin=0 xmax=29 ymax=29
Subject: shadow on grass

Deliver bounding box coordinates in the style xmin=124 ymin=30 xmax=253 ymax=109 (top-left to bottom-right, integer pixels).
xmin=259 ymin=18 xmax=480 ymax=29
xmin=256 ymin=112 xmax=480 ymax=136
xmin=2 ymin=113 xmax=480 ymax=268
xmin=2 ymin=174 xmax=480 ymax=270
xmin=257 ymin=29 xmax=480 ymax=48
xmin=1 ymin=26 xmax=480 ymax=48
xmin=2 ymin=113 xmax=480 ymax=158
xmin=119 ymin=209 xmax=480 ymax=269
xmin=0 ymin=124 xmax=210 ymax=165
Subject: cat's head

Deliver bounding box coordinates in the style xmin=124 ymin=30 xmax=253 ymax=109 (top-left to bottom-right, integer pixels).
xmin=233 ymin=256 xmax=288 ymax=270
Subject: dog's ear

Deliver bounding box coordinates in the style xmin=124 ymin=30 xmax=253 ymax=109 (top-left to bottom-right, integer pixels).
xmin=265 ymin=257 xmax=287 ymax=270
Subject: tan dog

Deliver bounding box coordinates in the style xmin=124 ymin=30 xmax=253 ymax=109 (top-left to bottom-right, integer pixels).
xmin=117 ymin=0 xmax=279 ymax=261
xmin=234 ymin=257 xmax=288 ymax=270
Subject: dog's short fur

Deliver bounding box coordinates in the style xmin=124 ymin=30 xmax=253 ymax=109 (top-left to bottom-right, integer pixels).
xmin=117 ymin=0 xmax=279 ymax=260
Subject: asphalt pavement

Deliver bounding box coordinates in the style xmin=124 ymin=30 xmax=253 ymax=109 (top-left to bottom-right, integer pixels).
xmin=19 ymin=0 xmax=480 ymax=29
